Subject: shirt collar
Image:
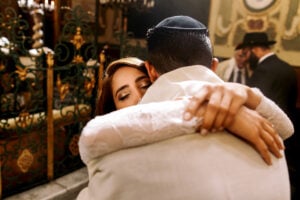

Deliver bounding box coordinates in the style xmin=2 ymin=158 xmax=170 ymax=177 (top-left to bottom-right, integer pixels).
xmin=140 ymin=65 xmax=222 ymax=103
xmin=259 ymin=52 xmax=275 ymax=63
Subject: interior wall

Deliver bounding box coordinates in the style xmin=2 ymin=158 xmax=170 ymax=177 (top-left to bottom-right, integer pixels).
xmin=127 ymin=0 xmax=211 ymax=38
xmin=208 ymin=0 xmax=300 ymax=67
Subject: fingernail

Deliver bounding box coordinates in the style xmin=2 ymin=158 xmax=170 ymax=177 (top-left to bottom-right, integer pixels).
xmin=265 ymin=158 xmax=272 ymax=165
xmin=218 ymin=127 xmax=224 ymax=131
xmin=200 ymin=129 xmax=208 ymax=135
xmin=268 ymin=161 xmax=272 ymax=165
xmin=188 ymin=100 xmax=197 ymax=109
xmin=183 ymin=112 xmax=192 ymax=120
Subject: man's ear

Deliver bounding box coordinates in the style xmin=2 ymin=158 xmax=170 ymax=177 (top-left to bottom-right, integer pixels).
xmin=145 ymin=61 xmax=159 ymax=82
xmin=210 ymin=57 xmax=219 ymax=72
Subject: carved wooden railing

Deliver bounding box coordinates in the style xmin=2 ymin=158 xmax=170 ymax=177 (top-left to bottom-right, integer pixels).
xmin=0 ymin=3 xmax=102 ymax=198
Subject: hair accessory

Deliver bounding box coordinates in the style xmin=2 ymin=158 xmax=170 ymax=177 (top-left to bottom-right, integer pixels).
xmin=105 ymin=57 xmax=145 ymax=77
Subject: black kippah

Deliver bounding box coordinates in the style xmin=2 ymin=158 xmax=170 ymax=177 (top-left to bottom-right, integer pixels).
xmin=155 ymin=15 xmax=207 ymax=31
xmin=146 ymin=15 xmax=208 ymax=41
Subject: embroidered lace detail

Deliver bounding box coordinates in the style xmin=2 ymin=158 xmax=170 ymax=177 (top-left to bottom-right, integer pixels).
xmin=254 ymin=88 xmax=294 ymax=140
xmin=79 ymin=100 xmax=198 ymax=164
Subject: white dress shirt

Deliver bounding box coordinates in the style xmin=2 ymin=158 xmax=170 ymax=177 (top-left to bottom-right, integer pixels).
xmin=216 ymin=58 xmax=248 ymax=84
xmin=78 ymin=65 xmax=292 ymax=200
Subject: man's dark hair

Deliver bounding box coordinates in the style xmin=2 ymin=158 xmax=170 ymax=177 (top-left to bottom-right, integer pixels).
xmin=146 ymin=16 xmax=213 ymax=74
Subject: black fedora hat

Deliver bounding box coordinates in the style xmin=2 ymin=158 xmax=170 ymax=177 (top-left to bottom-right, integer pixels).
xmin=239 ymin=32 xmax=276 ymax=47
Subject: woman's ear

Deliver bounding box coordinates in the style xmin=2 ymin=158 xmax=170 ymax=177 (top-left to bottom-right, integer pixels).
xmin=210 ymin=57 xmax=219 ymax=72
xmin=144 ymin=61 xmax=159 ymax=82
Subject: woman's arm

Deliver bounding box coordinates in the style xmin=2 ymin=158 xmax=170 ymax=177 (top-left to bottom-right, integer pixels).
xmin=79 ymin=101 xmax=282 ymax=166
xmin=250 ymin=88 xmax=294 ymax=140
xmin=79 ymin=81 xmax=289 ymax=165
xmin=182 ymin=81 xmax=294 ymax=140
xmin=79 ymin=100 xmax=197 ymax=164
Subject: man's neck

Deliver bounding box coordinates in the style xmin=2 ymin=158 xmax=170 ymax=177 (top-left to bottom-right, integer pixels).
xmin=259 ymin=52 xmax=275 ymax=63
xmin=140 ymin=65 xmax=222 ymax=104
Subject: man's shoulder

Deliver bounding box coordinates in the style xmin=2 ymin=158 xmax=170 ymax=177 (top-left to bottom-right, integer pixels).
xmin=83 ymin=132 xmax=290 ymax=200
xmin=218 ymin=58 xmax=232 ymax=67
xmin=216 ymin=58 xmax=234 ymax=72
xmin=167 ymin=65 xmax=222 ymax=83
xmin=263 ymin=55 xmax=295 ymax=75
xmin=141 ymin=65 xmax=222 ymax=103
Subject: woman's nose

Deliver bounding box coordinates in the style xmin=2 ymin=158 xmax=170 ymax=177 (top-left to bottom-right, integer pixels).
xmin=133 ymin=89 xmax=143 ymax=104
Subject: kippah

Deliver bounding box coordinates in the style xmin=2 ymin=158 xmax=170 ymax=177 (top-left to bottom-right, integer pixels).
xmin=155 ymin=15 xmax=207 ymax=31
xmin=146 ymin=15 xmax=208 ymax=41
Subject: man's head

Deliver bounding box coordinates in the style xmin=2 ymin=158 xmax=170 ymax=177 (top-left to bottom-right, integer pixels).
xmin=239 ymin=32 xmax=276 ymax=48
xmin=239 ymin=32 xmax=275 ymax=69
xmin=145 ymin=15 xmax=215 ymax=81
xmin=234 ymin=44 xmax=250 ymax=69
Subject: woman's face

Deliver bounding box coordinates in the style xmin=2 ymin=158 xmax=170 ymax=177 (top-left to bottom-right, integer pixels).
xmin=111 ymin=66 xmax=151 ymax=110
xmin=234 ymin=48 xmax=250 ymax=69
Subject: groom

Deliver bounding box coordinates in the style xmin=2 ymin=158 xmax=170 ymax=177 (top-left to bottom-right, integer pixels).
xmin=78 ymin=16 xmax=291 ymax=200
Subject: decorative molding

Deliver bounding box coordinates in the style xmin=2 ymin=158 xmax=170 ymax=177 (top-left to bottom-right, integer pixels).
xmin=69 ymin=134 xmax=80 ymax=156
xmin=283 ymin=5 xmax=300 ymax=39
xmin=17 ymin=149 xmax=34 ymax=173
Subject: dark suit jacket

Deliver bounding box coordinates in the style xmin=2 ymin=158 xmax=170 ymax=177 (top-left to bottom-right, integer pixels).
xmin=247 ymin=54 xmax=298 ymax=119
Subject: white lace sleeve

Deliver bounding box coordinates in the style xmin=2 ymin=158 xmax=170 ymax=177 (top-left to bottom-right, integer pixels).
xmin=174 ymin=81 xmax=294 ymax=140
xmin=254 ymin=88 xmax=294 ymax=140
xmin=79 ymin=100 xmax=198 ymax=164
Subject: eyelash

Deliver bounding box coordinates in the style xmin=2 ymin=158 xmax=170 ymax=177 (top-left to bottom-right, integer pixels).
xmin=117 ymin=80 xmax=151 ymax=102
xmin=118 ymin=93 xmax=130 ymax=101
xmin=139 ymin=82 xmax=151 ymax=90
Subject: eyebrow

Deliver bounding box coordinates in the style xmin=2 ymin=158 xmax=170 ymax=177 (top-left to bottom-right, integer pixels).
xmin=114 ymin=75 xmax=149 ymax=98
xmin=135 ymin=75 xmax=149 ymax=84
xmin=115 ymin=85 xmax=129 ymax=98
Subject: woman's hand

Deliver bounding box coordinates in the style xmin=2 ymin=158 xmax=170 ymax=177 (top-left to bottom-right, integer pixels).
xmin=182 ymin=82 xmax=284 ymax=165
xmin=183 ymin=82 xmax=262 ymax=131
xmin=185 ymin=102 xmax=284 ymax=165
xmin=226 ymin=107 xmax=284 ymax=165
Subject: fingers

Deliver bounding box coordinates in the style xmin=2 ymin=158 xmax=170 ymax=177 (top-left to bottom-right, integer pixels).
xmin=194 ymin=104 xmax=207 ymax=134
xmin=184 ymin=83 xmax=247 ymax=131
xmin=183 ymin=86 xmax=210 ymax=121
xmin=254 ymin=129 xmax=283 ymax=166
xmin=260 ymin=129 xmax=282 ymax=159
xmin=275 ymin=134 xmax=285 ymax=150
xmin=226 ymin=108 xmax=284 ymax=165
xmin=254 ymin=139 xmax=272 ymax=165
xmin=222 ymin=94 xmax=245 ymax=127
xmin=263 ymin=122 xmax=285 ymax=150
xmin=184 ymin=84 xmax=231 ymax=130
xmin=254 ymin=119 xmax=284 ymax=165
xmin=204 ymin=87 xmax=245 ymax=130
xmin=211 ymin=91 xmax=234 ymax=128
xmin=202 ymin=88 xmax=222 ymax=130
